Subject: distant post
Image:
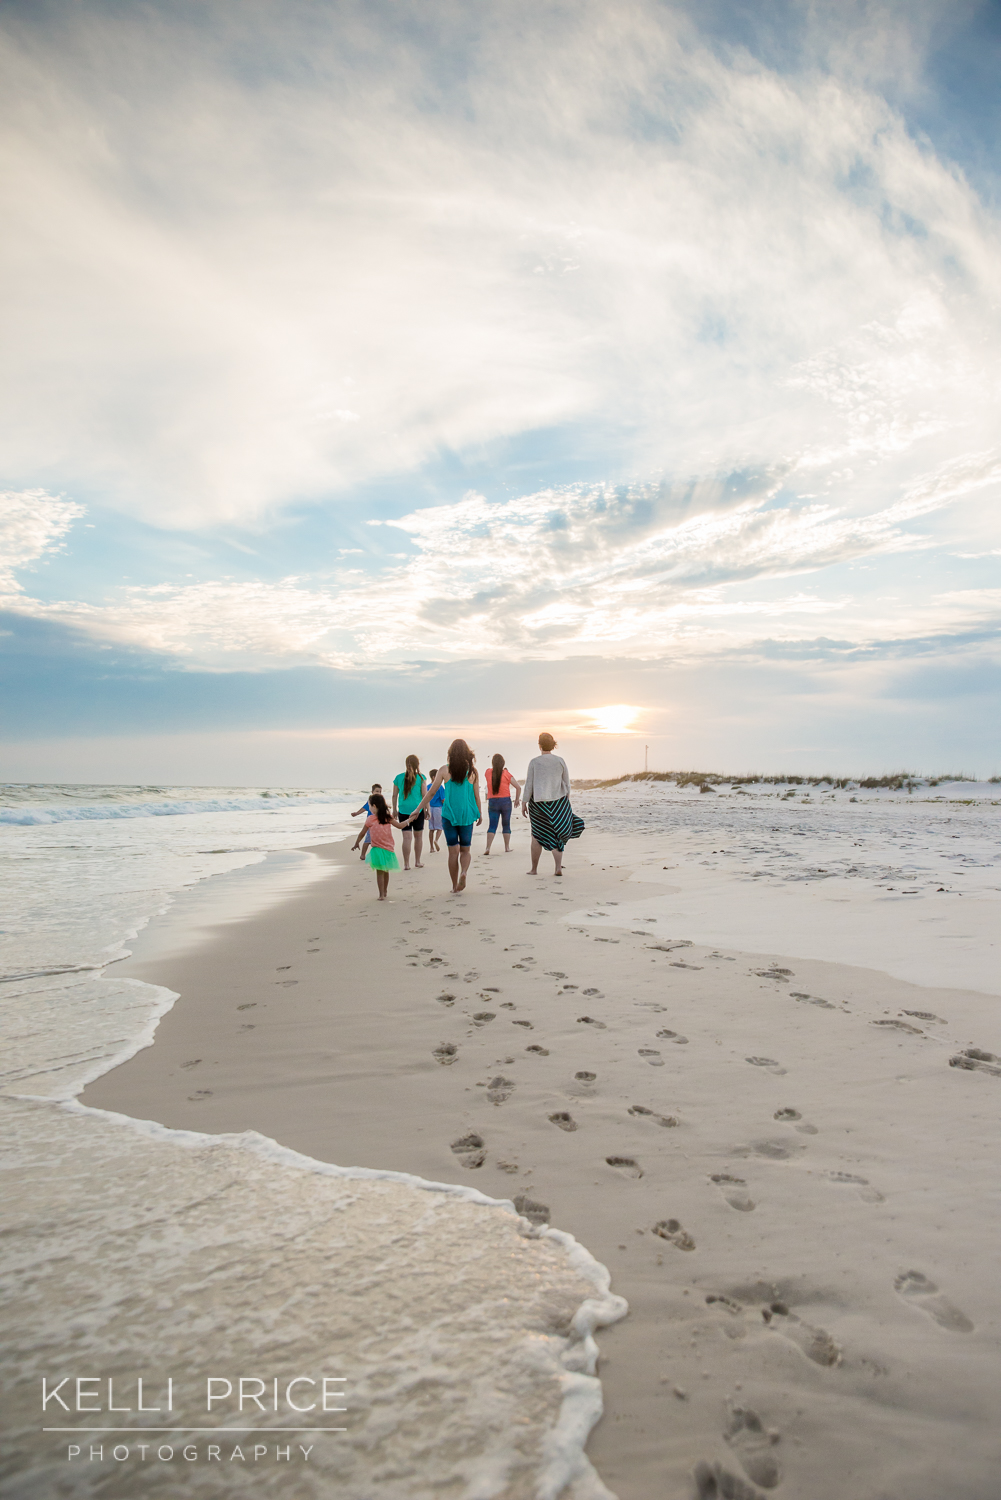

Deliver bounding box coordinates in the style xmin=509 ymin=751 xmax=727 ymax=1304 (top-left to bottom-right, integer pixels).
xmin=644 ymin=743 xmax=648 ymax=773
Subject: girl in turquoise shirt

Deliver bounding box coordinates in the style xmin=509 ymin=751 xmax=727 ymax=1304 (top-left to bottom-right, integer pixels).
xmin=406 ymin=739 xmax=481 ymax=893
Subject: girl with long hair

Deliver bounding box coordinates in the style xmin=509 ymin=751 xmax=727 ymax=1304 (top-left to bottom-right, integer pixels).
xmin=392 ymin=753 xmax=427 ymax=870
xmin=483 ymin=752 xmax=522 ymax=855
xmin=363 ymin=792 xmax=407 ymax=901
xmin=406 ymin=738 xmax=481 ymax=893
xmin=521 ymin=732 xmax=584 ymax=876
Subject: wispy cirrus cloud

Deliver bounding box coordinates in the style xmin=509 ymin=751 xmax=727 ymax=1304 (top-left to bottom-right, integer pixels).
xmin=5 ymin=451 xmax=998 ymax=668
xmin=0 ymin=489 xmax=85 ymax=593
xmin=1 ymin=1 xmax=999 ymax=530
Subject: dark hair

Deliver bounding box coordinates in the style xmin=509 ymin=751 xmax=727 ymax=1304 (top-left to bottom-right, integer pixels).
xmin=370 ymin=782 xmax=382 ymax=792
xmin=369 ymin=792 xmax=391 ymax=824
xmin=403 ymin=754 xmax=420 ymax=798
xmin=490 ymin=753 xmax=505 ymax=796
xmin=538 ymin=732 xmax=556 ymax=752
xmin=429 ymin=768 xmax=437 ymax=778
xmin=447 ymin=738 xmax=475 ymax=784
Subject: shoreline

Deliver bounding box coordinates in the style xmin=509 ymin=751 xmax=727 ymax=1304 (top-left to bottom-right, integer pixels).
xmin=82 ymin=826 xmax=1001 ymax=1499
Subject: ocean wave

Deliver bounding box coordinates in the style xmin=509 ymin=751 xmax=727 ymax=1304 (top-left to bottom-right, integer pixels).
xmin=0 ymin=791 xmax=350 ymax=825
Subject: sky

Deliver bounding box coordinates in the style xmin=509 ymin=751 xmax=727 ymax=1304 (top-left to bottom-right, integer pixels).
xmin=1 ymin=0 xmax=1000 ymax=786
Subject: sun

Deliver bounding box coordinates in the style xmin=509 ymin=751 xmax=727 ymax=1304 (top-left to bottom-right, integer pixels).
xmin=586 ymin=704 xmax=641 ymax=734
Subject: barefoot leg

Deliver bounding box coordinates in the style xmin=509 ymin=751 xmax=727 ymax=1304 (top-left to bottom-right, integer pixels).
xmin=528 ymin=837 xmax=542 ymax=874
xmin=448 ymin=845 xmax=461 ymax=891
xmin=414 ymin=830 xmax=424 ymax=867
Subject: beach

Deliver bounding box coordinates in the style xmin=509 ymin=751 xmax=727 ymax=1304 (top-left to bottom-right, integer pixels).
xmin=74 ymin=780 xmax=1001 ymax=1499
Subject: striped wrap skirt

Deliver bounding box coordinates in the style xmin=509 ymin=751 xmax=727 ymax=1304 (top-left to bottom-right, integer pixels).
xmin=527 ymin=795 xmax=585 ymax=852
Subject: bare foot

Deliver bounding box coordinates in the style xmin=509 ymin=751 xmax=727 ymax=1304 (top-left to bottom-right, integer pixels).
xmin=415 ymin=862 xmax=424 ymax=868
xmin=527 ymin=868 xmax=538 ymax=875
xmin=458 ymin=874 xmax=467 ymax=891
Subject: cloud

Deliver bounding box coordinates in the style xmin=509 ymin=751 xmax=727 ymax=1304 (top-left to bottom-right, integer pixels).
xmin=0 ymin=488 xmax=85 ymax=592
xmin=5 ymin=449 xmax=998 ymax=669
xmin=1 ymin=1 xmax=1000 ymax=530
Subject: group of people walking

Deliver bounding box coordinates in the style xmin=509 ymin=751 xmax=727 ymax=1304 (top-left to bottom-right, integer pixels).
xmin=351 ymin=734 xmax=585 ymax=899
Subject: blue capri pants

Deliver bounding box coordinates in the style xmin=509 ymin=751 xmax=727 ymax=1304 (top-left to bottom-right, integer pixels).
xmin=487 ymin=796 xmax=512 ymax=835
xmin=442 ymin=817 xmax=474 ymax=848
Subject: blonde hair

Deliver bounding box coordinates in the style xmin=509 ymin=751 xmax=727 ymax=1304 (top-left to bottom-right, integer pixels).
xmin=538 ymin=732 xmax=557 ymax=752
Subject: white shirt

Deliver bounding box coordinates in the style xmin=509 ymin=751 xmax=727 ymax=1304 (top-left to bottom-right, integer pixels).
xmin=523 ymin=754 xmax=570 ymax=803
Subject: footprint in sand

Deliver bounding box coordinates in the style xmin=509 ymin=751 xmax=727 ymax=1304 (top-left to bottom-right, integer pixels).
xmin=745 ymin=1057 xmax=785 ymax=1075
xmin=546 ymin=971 xmax=567 ymax=979
xmin=774 ymin=1107 xmax=818 ymax=1136
xmin=437 ymin=992 xmax=456 ymax=1006
xmin=652 ymin=1217 xmax=695 ymax=1248
xmin=827 ymin=1170 xmax=883 ymax=1202
xmin=582 ymin=987 xmax=603 ymax=997
xmin=499 ymin=1001 xmax=517 ymax=1009
xmin=694 ymin=1459 xmax=767 ymax=1500
xmin=710 ymin=1173 xmax=755 ymax=1212
xmin=751 ymin=1139 xmax=799 ymax=1160
xmin=239 ymin=1024 xmax=255 ymax=1031
xmin=724 ymin=1402 xmax=781 ymax=1489
xmin=549 ymin=1111 xmax=578 ymax=1131
xmin=236 ymin=1003 xmax=256 ymax=1011
xmin=791 ymin=992 xmax=835 ymax=1009
xmin=496 ymin=1161 xmax=519 ymax=1174
xmin=656 ymin=1029 xmax=689 ymax=1044
xmin=188 ymin=1089 xmax=213 ymax=1100
xmin=512 ymin=1019 xmax=534 ymax=1029
xmin=472 ymin=1012 xmax=496 ymax=1025
xmin=432 ymin=1042 xmax=458 ymax=1065
xmin=451 ymin=1132 xmax=486 ymax=1168
xmin=578 ymin=1015 xmax=607 ymax=1029
xmin=486 ymin=1076 xmax=515 ymax=1104
xmin=526 ymin=1044 xmax=550 ymax=1056
xmin=894 ymin=1270 xmax=974 ymax=1332
xmin=180 ymin=1059 xmax=202 ymax=1069
xmin=872 ymin=1019 xmax=923 ymax=1034
xmin=607 ymin=1155 xmax=643 ymax=1179
xmin=629 ymin=1105 xmax=679 ymax=1127
xmin=904 ymin=1009 xmax=946 ymax=1023
xmin=513 ymin=1194 xmax=550 ymax=1226
xmin=949 ymin=1048 xmax=1001 ymax=1076
xmin=764 ymin=1307 xmax=841 ymax=1366
xmin=638 ymin=1048 xmax=665 ymax=1066
xmin=575 ymin=1071 xmax=596 ymax=1082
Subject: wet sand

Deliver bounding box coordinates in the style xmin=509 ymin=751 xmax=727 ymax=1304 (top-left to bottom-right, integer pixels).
xmin=84 ymin=831 xmax=1001 ymax=1500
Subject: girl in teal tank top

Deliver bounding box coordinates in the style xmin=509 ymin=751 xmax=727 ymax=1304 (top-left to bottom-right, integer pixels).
xmin=403 ymin=738 xmax=481 ymax=893
xmin=442 ymin=776 xmax=479 ymax=825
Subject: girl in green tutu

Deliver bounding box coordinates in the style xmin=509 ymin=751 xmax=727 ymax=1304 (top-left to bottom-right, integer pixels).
xmin=363 ymin=792 xmax=406 ymax=901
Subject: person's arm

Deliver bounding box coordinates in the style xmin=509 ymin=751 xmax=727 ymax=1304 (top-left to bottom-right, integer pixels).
xmin=473 ymin=772 xmax=482 ymax=823
xmin=392 ymin=779 xmax=400 ymax=817
xmin=406 ymin=766 xmax=444 ymax=823
xmin=560 ymin=758 xmax=570 ymax=798
xmin=351 ymin=803 xmax=365 ymax=817
xmin=522 ymin=760 xmax=533 ymax=814
xmin=509 ymin=775 xmax=522 ymax=805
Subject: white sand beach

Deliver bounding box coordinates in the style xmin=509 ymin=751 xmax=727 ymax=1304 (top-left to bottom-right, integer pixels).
xmin=75 ymin=780 xmax=1001 ymax=1500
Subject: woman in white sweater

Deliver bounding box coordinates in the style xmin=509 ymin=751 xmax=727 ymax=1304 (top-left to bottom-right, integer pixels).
xmin=521 ymin=732 xmax=585 ymax=876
